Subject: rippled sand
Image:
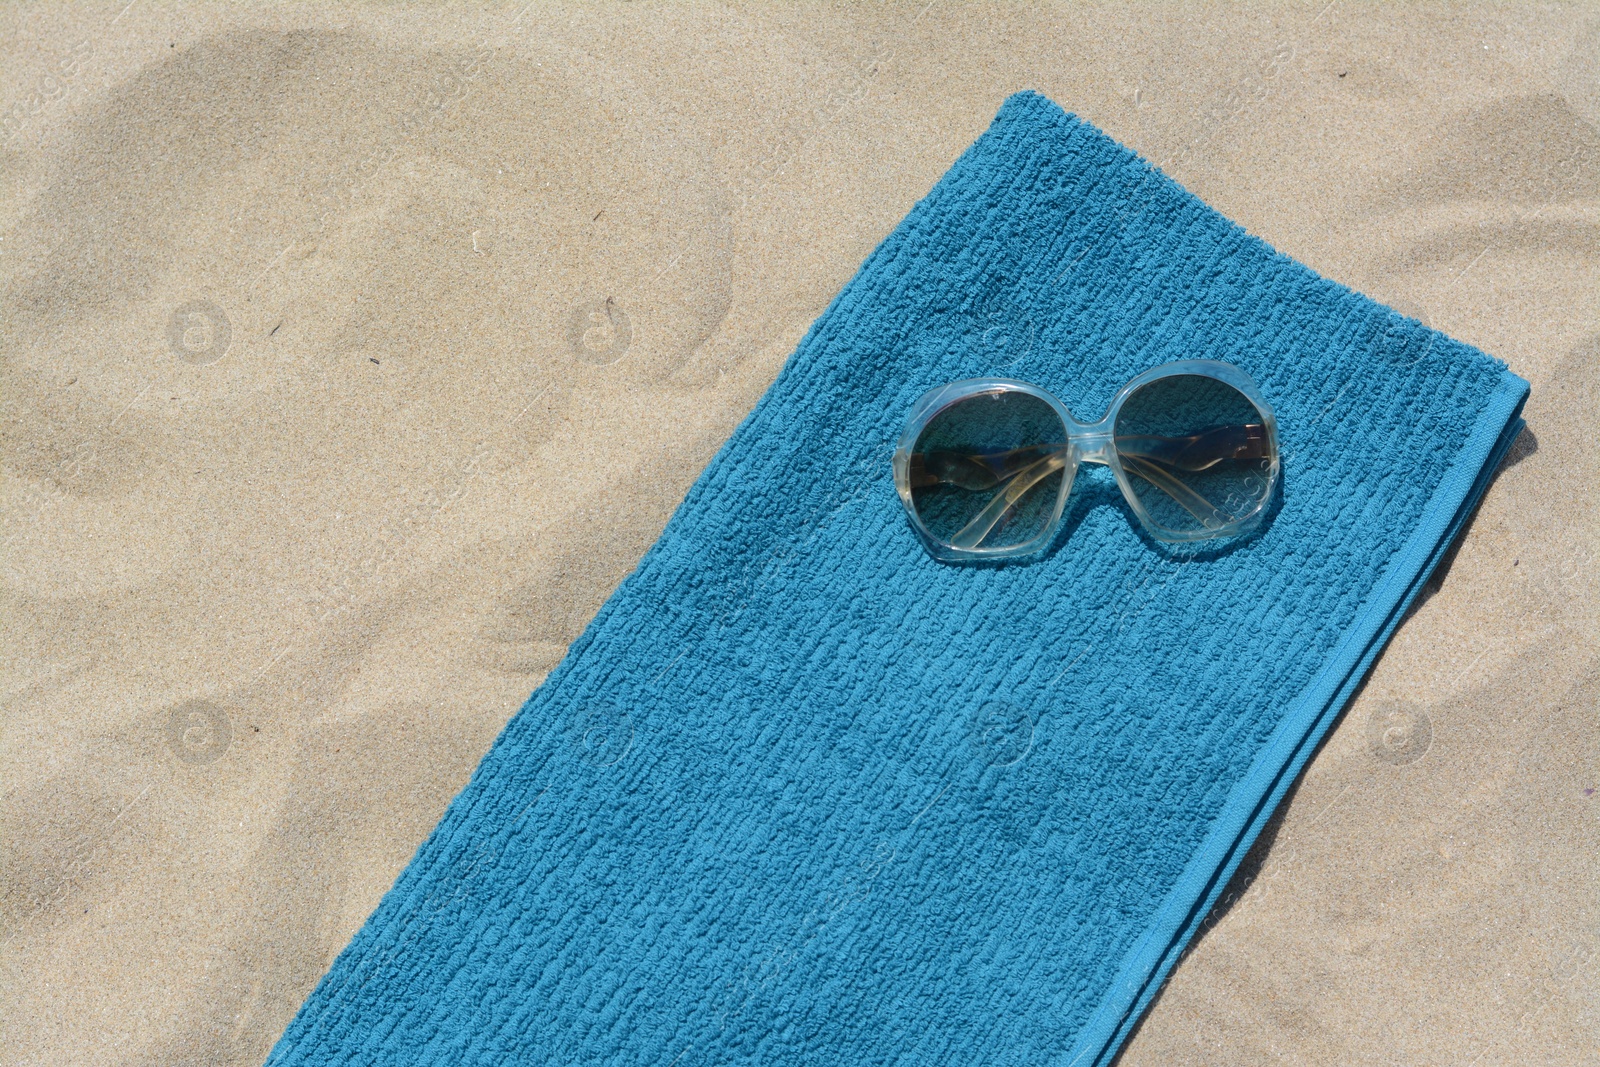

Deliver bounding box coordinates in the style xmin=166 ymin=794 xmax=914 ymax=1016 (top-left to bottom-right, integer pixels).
xmin=2 ymin=3 xmax=1596 ymax=1064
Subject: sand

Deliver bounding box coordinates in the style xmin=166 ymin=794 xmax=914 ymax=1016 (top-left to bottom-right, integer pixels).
xmin=1 ymin=2 xmax=1595 ymax=1063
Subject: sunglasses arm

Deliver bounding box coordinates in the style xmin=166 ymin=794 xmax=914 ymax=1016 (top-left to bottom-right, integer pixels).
xmin=949 ymin=450 xmax=1070 ymax=550
xmin=916 ymin=423 xmax=1262 ymax=549
xmin=1116 ymin=453 xmax=1232 ymax=529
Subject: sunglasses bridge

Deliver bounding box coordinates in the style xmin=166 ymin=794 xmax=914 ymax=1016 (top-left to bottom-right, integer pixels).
xmin=1071 ymin=427 xmax=1118 ymax=466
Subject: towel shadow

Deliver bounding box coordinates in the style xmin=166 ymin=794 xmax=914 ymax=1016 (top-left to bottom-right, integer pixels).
xmin=1103 ymin=772 xmax=1302 ymax=1067
xmin=1402 ymin=423 xmax=1537 ymax=622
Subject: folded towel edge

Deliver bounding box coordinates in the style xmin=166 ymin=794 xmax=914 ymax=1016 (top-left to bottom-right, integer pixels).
xmin=1065 ymin=370 xmax=1530 ymax=1067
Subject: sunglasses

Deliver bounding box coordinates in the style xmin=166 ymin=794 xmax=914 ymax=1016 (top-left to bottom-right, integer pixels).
xmin=893 ymin=360 xmax=1280 ymax=562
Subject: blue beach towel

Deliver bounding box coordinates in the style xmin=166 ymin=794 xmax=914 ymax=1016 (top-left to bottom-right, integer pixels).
xmin=268 ymin=92 xmax=1528 ymax=1066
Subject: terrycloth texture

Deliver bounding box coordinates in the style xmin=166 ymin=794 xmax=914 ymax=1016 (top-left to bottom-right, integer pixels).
xmin=267 ymin=92 xmax=1528 ymax=1066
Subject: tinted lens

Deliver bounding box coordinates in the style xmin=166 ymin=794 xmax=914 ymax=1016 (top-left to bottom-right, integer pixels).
xmin=908 ymin=389 xmax=1069 ymax=552
xmin=1113 ymin=374 xmax=1276 ymax=535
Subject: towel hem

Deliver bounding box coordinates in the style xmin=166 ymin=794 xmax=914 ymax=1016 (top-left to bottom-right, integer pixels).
xmin=1063 ymin=369 xmax=1530 ymax=1067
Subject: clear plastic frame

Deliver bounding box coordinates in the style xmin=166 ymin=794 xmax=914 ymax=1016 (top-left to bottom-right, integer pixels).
xmin=892 ymin=360 xmax=1281 ymax=562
